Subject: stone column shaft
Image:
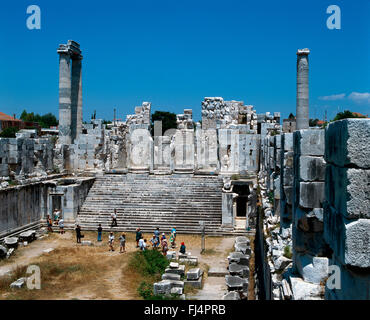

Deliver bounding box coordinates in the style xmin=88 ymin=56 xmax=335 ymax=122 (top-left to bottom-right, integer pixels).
xmin=58 ymin=52 xmax=72 ymax=145
xmin=71 ymin=57 xmax=82 ymax=141
xmin=296 ymin=49 xmax=310 ymax=130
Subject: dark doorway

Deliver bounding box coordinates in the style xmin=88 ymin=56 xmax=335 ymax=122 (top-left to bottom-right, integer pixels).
xmin=233 ymin=183 xmax=250 ymax=217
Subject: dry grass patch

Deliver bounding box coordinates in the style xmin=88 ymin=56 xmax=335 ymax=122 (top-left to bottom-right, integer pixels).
xmin=0 ymin=244 xmax=129 ymax=300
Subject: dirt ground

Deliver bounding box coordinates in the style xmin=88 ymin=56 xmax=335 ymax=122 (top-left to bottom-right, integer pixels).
xmin=0 ymin=230 xmax=235 ymax=300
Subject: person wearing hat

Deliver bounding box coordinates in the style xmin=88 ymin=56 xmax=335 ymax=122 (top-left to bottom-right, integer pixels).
xmin=119 ymin=232 xmax=126 ymax=253
xmin=179 ymin=242 xmax=186 ymax=254
xmin=150 ymin=234 xmax=159 ymax=249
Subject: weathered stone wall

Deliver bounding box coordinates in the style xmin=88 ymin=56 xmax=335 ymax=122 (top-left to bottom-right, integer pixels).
xmin=257 ymin=118 xmax=370 ymax=300
xmin=292 ymin=128 xmax=328 ymax=285
xmin=49 ymin=177 xmax=95 ymax=223
xmin=280 ymin=133 xmax=294 ymax=228
xmin=324 ymin=119 xmax=370 ymax=300
xmin=0 ymin=176 xmax=94 ymax=237
xmin=0 ymin=183 xmax=48 ymax=237
xmin=0 ymin=134 xmax=55 ymax=183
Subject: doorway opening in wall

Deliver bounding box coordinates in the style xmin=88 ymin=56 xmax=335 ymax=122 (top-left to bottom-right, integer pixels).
xmin=233 ymin=182 xmax=250 ymax=229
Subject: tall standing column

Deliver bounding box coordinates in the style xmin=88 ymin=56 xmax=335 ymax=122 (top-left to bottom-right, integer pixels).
xmin=71 ymin=56 xmax=83 ymax=141
xmin=58 ymin=51 xmax=72 ymax=145
xmin=296 ymin=48 xmax=310 ymax=130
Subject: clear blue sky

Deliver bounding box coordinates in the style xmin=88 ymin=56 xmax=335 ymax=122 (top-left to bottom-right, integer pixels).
xmin=0 ymin=0 xmax=369 ymax=122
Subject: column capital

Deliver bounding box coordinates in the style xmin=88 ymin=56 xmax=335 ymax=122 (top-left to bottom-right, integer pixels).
xmin=297 ymin=48 xmax=310 ymax=56
xmin=57 ymin=44 xmax=70 ymax=55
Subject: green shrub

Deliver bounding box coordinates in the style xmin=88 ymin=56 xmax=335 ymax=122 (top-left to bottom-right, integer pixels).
xmin=130 ymin=250 xmax=169 ymax=276
xmin=231 ymin=174 xmax=240 ymax=180
xmin=283 ymin=246 xmax=293 ymax=259
xmin=0 ymin=127 xmax=19 ymax=138
xmin=268 ymin=191 xmax=274 ymax=204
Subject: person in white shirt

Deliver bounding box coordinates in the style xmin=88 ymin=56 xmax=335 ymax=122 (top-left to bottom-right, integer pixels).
xmin=108 ymin=232 xmax=115 ymax=251
xmin=111 ymin=209 xmax=118 ymax=227
xmin=138 ymin=238 xmax=144 ymax=250
xmin=58 ymin=218 xmax=64 ymax=234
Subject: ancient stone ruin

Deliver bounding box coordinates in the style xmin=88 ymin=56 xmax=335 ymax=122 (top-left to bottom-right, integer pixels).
xmin=0 ymin=42 xmax=369 ymax=300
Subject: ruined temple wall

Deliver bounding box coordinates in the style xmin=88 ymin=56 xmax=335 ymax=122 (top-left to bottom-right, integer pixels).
xmin=0 ymin=136 xmax=55 ymax=182
xmin=280 ymin=133 xmax=294 ymax=228
xmin=258 ymin=119 xmax=370 ymax=300
xmin=49 ymin=177 xmax=95 ymax=223
xmin=323 ymin=119 xmax=370 ymax=300
xmin=0 ymin=183 xmax=48 ymax=237
xmin=292 ymin=128 xmax=328 ymax=285
xmin=66 ymin=120 xmax=106 ymax=172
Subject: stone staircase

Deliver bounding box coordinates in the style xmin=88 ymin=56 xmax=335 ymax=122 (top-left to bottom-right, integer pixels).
xmin=77 ymin=173 xmax=228 ymax=234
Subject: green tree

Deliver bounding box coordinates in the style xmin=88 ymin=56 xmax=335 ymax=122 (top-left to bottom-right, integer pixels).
xmin=333 ymin=110 xmax=365 ymax=121
xmin=309 ymin=118 xmax=320 ymax=127
xmin=0 ymin=127 xmax=19 ymax=138
xmin=18 ymin=110 xmax=58 ymax=128
xmin=40 ymin=113 xmax=58 ymax=128
xmin=288 ymin=113 xmax=295 ymax=120
xmin=151 ymin=111 xmax=177 ymax=136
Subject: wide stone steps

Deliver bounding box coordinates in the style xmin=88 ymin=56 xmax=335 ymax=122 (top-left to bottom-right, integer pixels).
xmin=77 ymin=174 xmax=224 ymax=234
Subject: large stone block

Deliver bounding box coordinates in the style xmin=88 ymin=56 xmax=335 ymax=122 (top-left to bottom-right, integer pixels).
xmin=294 ymin=129 xmax=325 ymax=156
xmin=324 ymin=202 xmax=370 ymax=268
xmin=299 ymin=182 xmax=325 ymax=208
xmin=299 ymin=156 xmax=326 ymax=182
xmin=283 ymin=133 xmax=294 ymax=151
xmin=294 ymin=253 xmax=329 ymax=284
xmin=325 ymin=119 xmax=370 ymax=169
xmin=325 ymin=165 xmax=370 ymax=219
xmin=283 ymin=186 xmax=293 ymax=205
xmin=290 ymin=276 xmax=324 ymax=300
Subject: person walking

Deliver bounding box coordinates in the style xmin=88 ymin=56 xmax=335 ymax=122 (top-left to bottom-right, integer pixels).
xmin=75 ymin=225 xmax=82 ymax=243
xmin=54 ymin=209 xmax=60 ymax=224
xmin=58 ymin=218 xmax=64 ymax=234
xmin=119 ymin=233 xmax=126 ymax=253
xmin=171 ymin=226 xmax=177 ymax=240
xmin=136 ymin=228 xmax=143 ymax=248
xmin=169 ymin=232 xmax=176 ymax=249
xmin=111 ymin=209 xmax=118 ymax=227
xmin=47 ymin=215 xmax=53 ymax=233
xmin=108 ymin=232 xmax=115 ymax=251
xmin=161 ymin=238 xmax=168 ymax=256
xmin=154 ymin=227 xmax=160 ymax=243
xmin=97 ymin=224 xmax=103 ymax=242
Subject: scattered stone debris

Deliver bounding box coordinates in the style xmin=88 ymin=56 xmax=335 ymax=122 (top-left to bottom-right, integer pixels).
xmin=184 ymin=268 xmax=203 ymax=289
xmin=0 ymin=245 xmax=7 ymax=259
xmin=4 ymin=237 xmax=18 ymax=249
xmin=10 ymin=277 xmax=26 ymax=289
